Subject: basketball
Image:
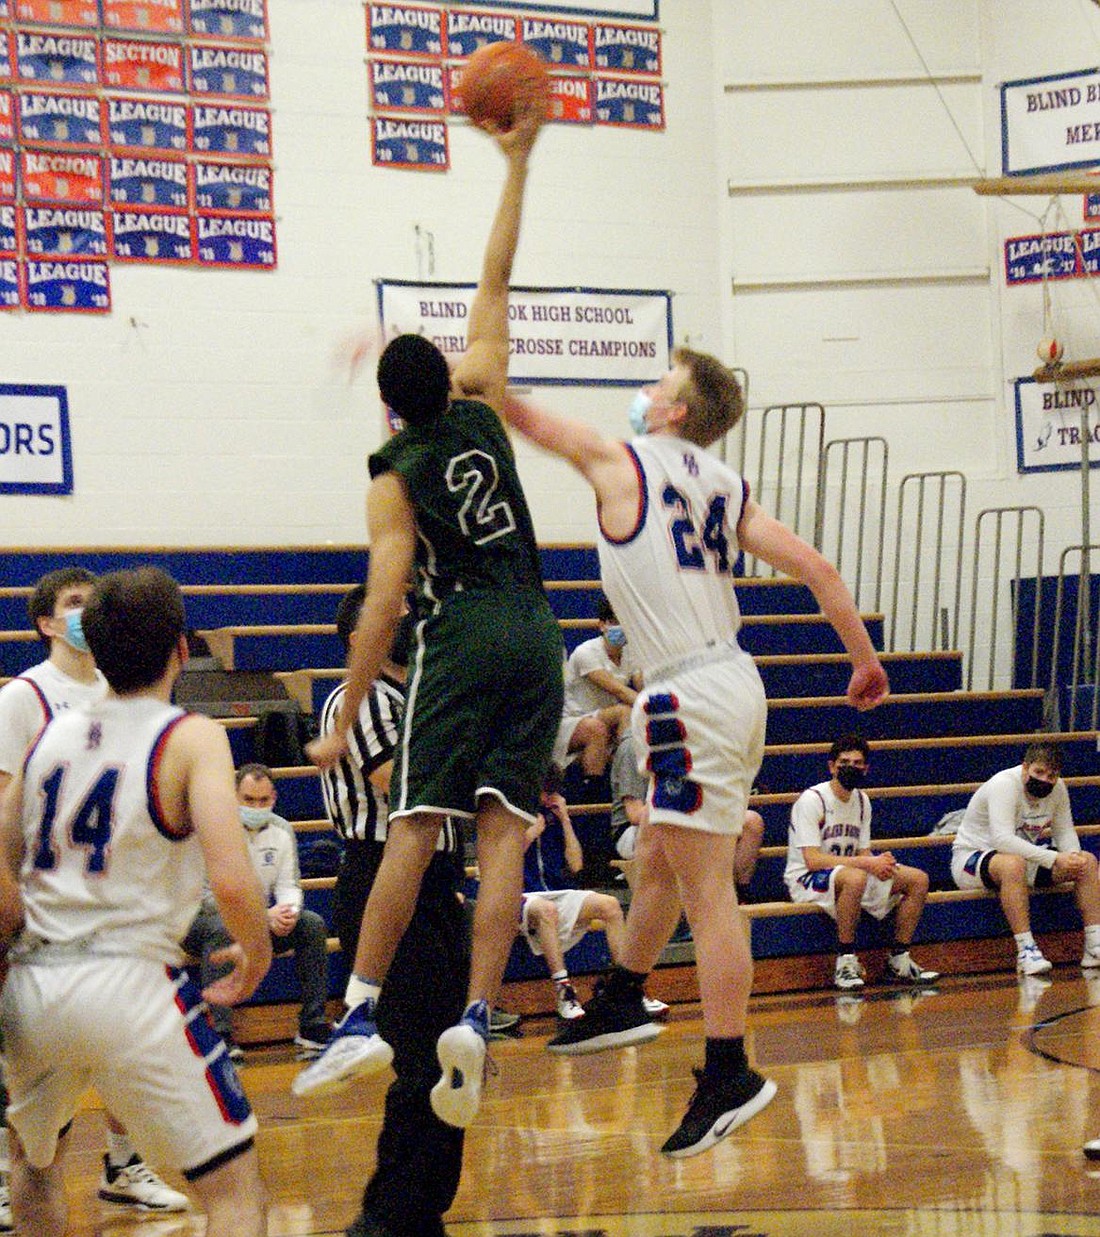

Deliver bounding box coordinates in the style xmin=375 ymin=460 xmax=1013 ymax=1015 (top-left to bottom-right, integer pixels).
xmin=457 ymin=42 xmax=551 ymax=133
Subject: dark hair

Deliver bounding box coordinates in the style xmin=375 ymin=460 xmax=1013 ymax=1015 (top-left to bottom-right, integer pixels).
xmin=236 ymin=762 xmax=275 ymax=788
xmin=672 ymin=347 xmax=745 ymax=448
xmin=596 ymin=596 xmax=617 ymax=624
xmin=542 ymin=763 xmax=564 ymax=796
xmin=28 ymin=567 xmax=96 ymax=646
xmin=335 ymin=584 xmax=366 ymax=655
xmin=81 ymin=567 xmax=185 ymax=694
xmin=828 ymin=734 xmax=870 ymax=763
xmin=377 ymin=334 xmax=451 ymax=426
xmin=1024 ymin=740 xmax=1062 ymax=774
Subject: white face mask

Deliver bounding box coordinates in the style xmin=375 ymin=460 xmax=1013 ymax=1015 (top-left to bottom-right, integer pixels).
xmin=239 ymin=805 xmax=274 ymax=831
xmin=628 ymin=390 xmax=652 ymax=435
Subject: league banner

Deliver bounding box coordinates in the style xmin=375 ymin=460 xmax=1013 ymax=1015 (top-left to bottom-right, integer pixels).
xmin=1001 ymin=67 xmax=1100 ymax=175
xmin=188 ymin=0 xmax=268 ymax=41
xmin=24 ymin=257 xmax=110 ymax=311
xmin=593 ymin=22 xmax=660 ymax=75
xmin=109 ymin=152 xmax=189 ymax=206
xmin=0 ymin=385 xmax=74 ymax=494
xmin=0 ymin=148 xmax=16 ymax=198
xmin=1015 ymin=375 xmax=1100 ymax=472
xmin=0 ymin=260 xmax=18 ymax=311
xmin=370 ymin=57 xmax=446 ymax=113
xmin=371 ymin=114 xmax=447 ymax=170
xmin=594 ymin=75 xmax=664 ymax=129
xmin=111 ymin=206 xmax=193 ymax=260
xmin=188 ymin=44 xmax=269 ymax=99
xmin=101 ymin=38 xmax=186 ymax=93
xmin=103 ymin=0 xmax=187 ymax=35
xmin=107 ymin=95 xmax=188 ymax=151
xmin=13 ymin=0 xmax=98 ymax=27
xmin=521 ymin=16 xmax=591 ymax=68
xmin=21 ymin=149 xmax=103 ymax=202
xmin=195 ymin=210 xmax=275 ymax=266
xmin=367 ymin=5 xmax=444 ymax=57
xmin=18 ymin=91 xmax=103 ymax=146
xmin=190 ymin=101 xmax=271 ymax=155
xmin=1086 ymin=193 xmax=1100 ymax=222
xmin=0 ymin=203 xmax=18 ymax=253
xmin=378 ymin=281 xmax=672 ymax=385
xmin=15 ymin=31 xmax=99 ymax=87
xmin=546 ymin=75 xmax=591 ymax=124
xmin=1004 ymin=231 xmax=1080 ymax=284
xmin=444 ymin=9 xmax=517 ymax=58
xmin=192 ymin=156 xmax=270 ymax=210
xmin=24 ymin=203 xmax=108 ymax=255
xmin=0 ymin=93 xmax=13 ymax=142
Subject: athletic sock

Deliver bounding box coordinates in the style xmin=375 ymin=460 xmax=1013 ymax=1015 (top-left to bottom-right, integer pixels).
xmin=344 ymin=974 xmax=382 ymax=1011
xmin=1014 ymin=931 xmax=1036 ymax=953
xmin=704 ymin=1035 xmax=748 ymax=1080
xmin=105 ymin=1127 xmax=136 ymax=1169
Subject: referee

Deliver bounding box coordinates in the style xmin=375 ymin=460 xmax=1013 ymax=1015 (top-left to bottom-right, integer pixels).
xmin=318 ymin=585 xmax=468 ymax=1237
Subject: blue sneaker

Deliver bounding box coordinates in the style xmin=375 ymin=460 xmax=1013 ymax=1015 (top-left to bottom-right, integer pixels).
xmin=291 ymin=1000 xmax=392 ymax=1098
xmin=430 ymin=1001 xmax=490 ymax=1128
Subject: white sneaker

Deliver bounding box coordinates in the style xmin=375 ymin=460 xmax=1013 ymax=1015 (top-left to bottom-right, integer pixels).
xmin=834 ymin=955 xmax=865 ymax=991
xmin=1081 ymin=947 xmax=1100 ymax=970
xmin=0 ymin=1180 xmax=11 ymax=1232
xmin=97 ymin=1155 xmax=189 ymax=1212
xmin=555 ymin=983 xmax=585 ymax=1020
xmin=1085 ymin=1137 xmax=1100 ymax=1161
xmin=1017 ymin=944 xmax=1053 ymax=976
xmin=431 ymin=1022 xmax=488 ymax=1128
xmin=642 ymin=995 xmax=670 ymax=1018
xmin=884 ymin=953 xmax=940 ymax=985
xmin=292 ymin=1000 xmax=393 ymax=1099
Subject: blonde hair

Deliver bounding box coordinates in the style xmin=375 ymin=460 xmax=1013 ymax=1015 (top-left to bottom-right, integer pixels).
xmin=672 ymin=347 xmax=745 ymax=448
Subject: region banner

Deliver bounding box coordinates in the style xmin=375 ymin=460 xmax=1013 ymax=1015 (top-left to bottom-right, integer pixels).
xmin=378 ymin=281 xmax=672 ymax=385
xmin=1001 ymin=67 xmax=1100 ymax=175
xmin=0 ymin=384 xmax=73 ymax=494
xmin=1014 ymin=375 xmax=1100 ymax=472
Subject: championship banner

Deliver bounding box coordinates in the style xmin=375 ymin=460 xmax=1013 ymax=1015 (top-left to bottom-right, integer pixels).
xmin=24 ymin=204 xmax=108 ymax=256
xmin=594 ymin=22 xmax=660 ymax=75
xmin=111 ymin=206 xmax=193 ymax=260
xmin=188 ymin=44 xmax=269 ymax=100
xmin=15 ymin=32 xmax=99 ymax=87
xmin=190 ymin=101 xmax=270 ymax=155
xmin=444 ymin=9 xmax=517 ymax=58
xmin=24 ymin=257 xmax=110 ymax=311
xmin=0 ymin=148 xmax=16 ymax=198
xmin=13 ymin=0 xmax=99 ymax=27
xmin=101 ymin=38 xmax=187 ymax=94
xmin=367 ymin=5 xmax=444 ymax=57
xmin=188 ymin=0 xmax=268 ymax=41
xmin=1015 ymin=375 xmax=1100 ymax=472
xmin=594 ymin=75 xmax=664 ymax=129
xmin=103 ymin=0 xmax=186 ymax=35
xmin=1005 ymin=230 xmax=1080 ymax=284
xmin=370 ymin=58 xmax=446 ymax=114
xmin=371 ymin=114 xmax=448 ymax=170
xmin=21 ymin=149 xmax=103 ymax=203
xmin=521 ymin=16 xmax=591 ymax=68
xmin=0 ymin=203 xmax=18 ymax=253
xmin=18 ymin=92 xmax=103 ymax=147
xmin=0 ymin=385 xmax=73 ymax=494
xmin=192 ymin=157 xmax=271 ymax=211
xmin=1001 ymin=67 xmax=1100 ymax=175
xmin=546 ymin=74 xmax=591 ymax=124
xmin=0 ymin=93 xmax=13 ymax=142
xmin=108 ymin=96 xmax=189 ymax=152
xmin=0 ymin=260 xmax=18 ymax=310
xmin=109 ymin=153 xmax=189 ymax=206
xmin=378 ymin=281 xmax=672 ymax=385
xmin=195 ymin=211 xmax=275 ymax=266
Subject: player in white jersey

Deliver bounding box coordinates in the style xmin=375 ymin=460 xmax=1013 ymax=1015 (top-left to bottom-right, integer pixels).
xmin=0 ymin=566 xmax=190 ymax=1221
xmin=0 ymin=567 xmax=272 ymax=1237
xmin=951 ymin=739 xmax=1100 ymax=978
xmin=503 ymin=347 xmax=888 ymax=1157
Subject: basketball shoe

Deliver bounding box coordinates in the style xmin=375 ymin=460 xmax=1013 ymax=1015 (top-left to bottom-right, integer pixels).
xmin=431 ymin=1000 xmax=491 ymax=1128
xmin=97 ymin=1155 xmax=189 ymax=1211
xmin=1016 ymin=943 xmax=1053 ymax=976
xmin=292 ymin=998 xmax=392 ymax=1098
xmin=883 ymin=952 xmax=940 ymax=984
xmin=547 ymin=976 xmax=661 ymax=1055
xmin=661 ymin=1067 xmax=778 ymax=1158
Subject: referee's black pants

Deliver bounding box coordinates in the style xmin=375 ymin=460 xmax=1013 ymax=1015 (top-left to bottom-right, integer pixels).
xmin=334 ymin=840 xmax=470 ymax=1237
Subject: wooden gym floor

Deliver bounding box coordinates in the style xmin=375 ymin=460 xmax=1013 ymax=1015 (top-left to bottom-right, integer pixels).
xmin=57 ymin=964 xmax=1100 ymax=1237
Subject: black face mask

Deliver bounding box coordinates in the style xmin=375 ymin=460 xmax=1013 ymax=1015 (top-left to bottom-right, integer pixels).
xmin=1025 ymin=775 xmax=1055 ymax=799
xmin=836 ymin=766 xmax=867 ymax=791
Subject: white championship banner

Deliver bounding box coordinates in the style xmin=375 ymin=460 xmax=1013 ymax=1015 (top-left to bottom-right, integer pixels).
xmin=1001 ymin=67 xmax=1100 ymax=175
xmin=0 ymin=384 xmax=73 ymax=495
xmin=378 ymin=281 xmax=672 ymax=386
xmin=1014 ymin=375 xmax=1100 ymax=473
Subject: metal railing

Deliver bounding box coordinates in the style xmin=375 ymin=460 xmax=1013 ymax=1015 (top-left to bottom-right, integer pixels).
xmin=816 ymin=436 xmax=888 ymax=614
xmin=889 ymin=471 xmax=966 ymax=653
xmin=1049 ymin=545 xmax=1100 ymax=731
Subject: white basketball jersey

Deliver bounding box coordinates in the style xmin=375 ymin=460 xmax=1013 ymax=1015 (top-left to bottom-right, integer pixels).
xmin=598 ymin=435 xmax=747 ymax=676
xmin=16 ymin=695 xmax=205 ymax=966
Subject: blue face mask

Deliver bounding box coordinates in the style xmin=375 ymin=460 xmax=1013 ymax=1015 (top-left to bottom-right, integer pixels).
xmin=240 ymin=806 xmax=274 ymax=831
xmin=63 ymin=609 xmax=90 ymax=654
xmin=605 ymin=625 xmax=627 ymax=648
xmin=628 ymin=390 xmax=651 ymax=435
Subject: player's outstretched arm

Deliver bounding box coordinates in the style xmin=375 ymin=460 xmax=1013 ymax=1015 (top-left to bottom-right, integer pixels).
xmin=738 ymin=499 xmax=889 ymax=711
xmin=306 ymin=471 xmax=415 ymax=771
xmin=451 ymin=99 xmax=543 ymax=413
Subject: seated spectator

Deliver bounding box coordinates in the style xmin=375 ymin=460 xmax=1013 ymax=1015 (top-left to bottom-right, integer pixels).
xmin=785 ymin=735 xmax=939 ymax=991
xmin=951 ymin=740 xmax=1100 ymax=976
xmin=184 ymin=762 xmax=331 ymax=1059
xmin=553 ymin=597 xmax=639 ymax=777
xmin=522 ymin=767 xmax=667 ymax=1020
xmin=612 ymin=732 xmax=763 ymax=903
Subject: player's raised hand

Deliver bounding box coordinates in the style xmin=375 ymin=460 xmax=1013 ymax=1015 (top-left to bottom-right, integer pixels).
xmin=491 ymin=94 xmax=544 ymax=159
xmin=847 ymin=659 xmax=889 ymax=711
xmin=204 ymin=943 xmax=267 ymax=1006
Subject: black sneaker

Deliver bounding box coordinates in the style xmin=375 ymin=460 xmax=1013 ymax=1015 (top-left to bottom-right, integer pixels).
xmin=294 ymin=1022 xmax=333 ymax=1060
xmin=546 ymin=983 xmax=661 ymax=1056
xmin=660 ymin=1067 xmax=778 ymax=1158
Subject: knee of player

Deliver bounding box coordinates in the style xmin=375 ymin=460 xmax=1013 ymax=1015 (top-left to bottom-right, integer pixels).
xmin=742 ymin=810 xmax=765 ymax=842
xmin=595 ymin=894 xmax=623 ymax=924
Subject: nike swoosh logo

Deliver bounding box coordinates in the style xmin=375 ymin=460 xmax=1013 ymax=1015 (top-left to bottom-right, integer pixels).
xmin=712 ymin=1113 xmax=739 ymax=1138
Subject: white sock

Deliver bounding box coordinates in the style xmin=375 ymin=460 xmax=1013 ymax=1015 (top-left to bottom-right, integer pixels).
xmin=1086 ymin=925 xmax=1100 ymax=952
xmin=551 ymin=970 xmax=569 ymax=985
xmin=344 ymin=975 xmax=382 ymax=1011
xmin=105 ymin=1127 xmax=136 ymax=1168
xmin=1014 ymin=931 xmax=1036 ymax=953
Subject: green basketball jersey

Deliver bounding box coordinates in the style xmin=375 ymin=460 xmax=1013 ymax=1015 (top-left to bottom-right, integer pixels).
xmin=369 ymin=398 xmax=545 ymax=608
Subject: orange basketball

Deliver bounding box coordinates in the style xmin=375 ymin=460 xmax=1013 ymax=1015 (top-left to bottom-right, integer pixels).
xmin=457 ymin=41 xmax=551 ymax=133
